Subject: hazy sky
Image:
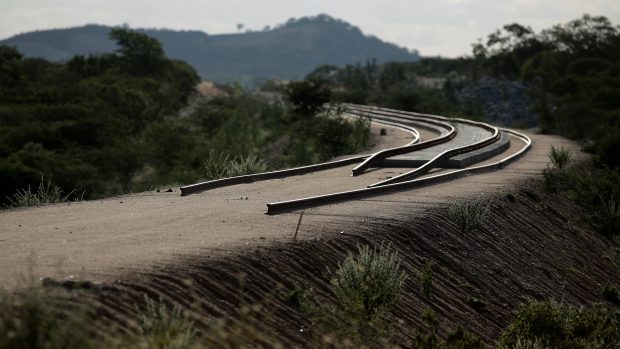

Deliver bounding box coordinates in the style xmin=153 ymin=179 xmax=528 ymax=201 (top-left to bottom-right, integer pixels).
xmin=2 ymin=0 xmax=619 ymax=57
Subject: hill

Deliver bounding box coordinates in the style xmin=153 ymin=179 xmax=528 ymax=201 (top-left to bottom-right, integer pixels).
xmin=0 ymin=14 xmax=420 ymax=85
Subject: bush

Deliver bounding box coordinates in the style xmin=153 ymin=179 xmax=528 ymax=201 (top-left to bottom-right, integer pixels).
xmin=498 ymin=301 xmax=620 ymax=348
xmin=601 ymin=284 xmax=620 ymax=305
xmin=4 ymin=177 xmax=81 ymax=208
xmin=467 ymin=297 xmax=486 ymax=312
xmin=204 ymin=152 xmax=268 ymax=180
xmin=130 ymin=297 xmax=196 ymax=349
xmin=412 ymin=309 xmax=483 ymax=349
xmin=448 ymin=197 xmax=490 ymax=234
xmin=0 ymin=285 xmax=93 ymax=349
xmin=549 ymin=146 xmax=571 ymax=170
xmin=332 ymin=244 xmax=406 ymax=321
xmin=419 ymin=260 xmax=434 ymax=300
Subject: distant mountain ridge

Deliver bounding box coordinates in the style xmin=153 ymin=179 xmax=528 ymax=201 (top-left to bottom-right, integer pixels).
xmin=1 ymin=14 xmax=420 ymax=85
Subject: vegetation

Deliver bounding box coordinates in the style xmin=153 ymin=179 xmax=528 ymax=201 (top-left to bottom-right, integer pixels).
xmin=412 ymin=309 xmax=483 ymax=349
xmin=4 ymin=177 xmax=82 ymax=208
xmin=0 ymin=30 xmax=370 ymax=206
xmin=330 ymin=244 xmax=406 ymax=335
xmin=601 ymin=284 xmax=620 ymax=305
xmin=498 ymin=301 xmax=620 ymax=349
xmin=447 ymin=197 xmax=490 ymax=234
xmin=419 ymin=260 xmax=434 ymax=301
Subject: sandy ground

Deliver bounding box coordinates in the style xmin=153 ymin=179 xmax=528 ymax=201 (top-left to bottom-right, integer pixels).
xmin=0 ymin=121 xmax=582 ymax=288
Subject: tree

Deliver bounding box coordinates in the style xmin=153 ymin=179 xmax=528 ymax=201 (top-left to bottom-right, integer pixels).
xmin=109 ymin=28 xmax=165 ymax=75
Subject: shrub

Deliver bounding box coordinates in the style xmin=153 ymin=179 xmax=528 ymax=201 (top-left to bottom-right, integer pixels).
xmin=412 ymin=309 xmax=483 ymax=349
xmin=548 ymin=146 xmax=571 ymax=169
xmin=601 ymin=283 xmax=620 ymax=305
xmin=332 ymin=244 xmax=406 ymax=321
xmin=467 ymin=297 xmax=487 ymax=312
xmin=5 ymin=177 xmax=81 ymax=208
xmin=498 ymin=300 xmax=620 ymax=348
xmin=419 ymin=260 xmax=434 ymax=301
xmin=448 ymin=197 xmax=490 ymax=234
xmin=204 ymin=152 xmax=268 ymax=180
xmin=133 ymin=297 xmax=196 ymax=349
xmin=0 ymin=285 xmax=93 ymax=349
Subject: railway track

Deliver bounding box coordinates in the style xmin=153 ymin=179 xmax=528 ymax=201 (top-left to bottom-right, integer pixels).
xmin=180 ymin=105 xmax=532 ymax=214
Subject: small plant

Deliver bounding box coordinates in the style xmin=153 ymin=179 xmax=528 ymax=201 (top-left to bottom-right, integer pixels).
xmin=332 ymin=244 xmax=406 ymax=321
xmin=448 ymin=196 xmax=490 ymax=234
xmin=204 ymin=152 xmax=268 ymax=180
xmin=419 ymin=260 xmax=434 ymax=301
xmin=277 ymin=287 xmax=312 ymax=313
xmin=468 ymin=297 xmax=487 ymax=312
xmin=549 ymin=145 xmax=571 ymax=170
xmin=412 ymin=308 xmax=483 ymax=349
xmin=136 ymin=297 xmax=196 ymax=349
xmin=601 ymin=283 xmax=620 ymax=305
xmin=5 ymin=177 xmax=81 ymax=208
xmin=506 ymin=193 xmax=516 ymax=202
xmin=592 ymin=195 xmax=620 ymax=237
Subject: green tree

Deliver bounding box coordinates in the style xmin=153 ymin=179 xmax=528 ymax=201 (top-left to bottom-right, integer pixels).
xmin=109 ymin=28 xmax=165 ymax=75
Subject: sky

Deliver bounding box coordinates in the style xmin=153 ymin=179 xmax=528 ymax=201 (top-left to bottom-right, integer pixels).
xmin=2 ymin=0 xmax=619 ymax=57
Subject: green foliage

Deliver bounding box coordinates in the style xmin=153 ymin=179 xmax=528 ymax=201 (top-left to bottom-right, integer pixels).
xmin=204 ymin=153 xmax=268 ymax=180
xmin=134 ymin=297 xmax=196 ymax=349
xmin=285 ymin=80 xmax=332 ymax=116
xmin=498 ymin=301 xmax=620 ymax=349
xmin=419 ymin=260 xmax=434 ymax=301
xmin=412 ymin=309 xmax=483 ymax=349
xmin=0 ymin=285 xmax=93 ymax=349
xmin=5 ymin=177 xmax=81 ymax=208
xmin=109 ymin=28 xmax=165 ymax=75
xmin=332 ymin=244 xmax=406 ymax=322
xmin=467 ymin=297 xmax=487 ymax=312
xmin=0 ymin=29 xmax=199 ymax=205
xmin=601 ymin=284 xmax=620 ymax=305
xmin=448 ymin=197 xmax=490 ymax=234
xmin=548 ymin=146 xmax=571 ymax=170
xmin=1 ymin=33 xmax=371 ymax=205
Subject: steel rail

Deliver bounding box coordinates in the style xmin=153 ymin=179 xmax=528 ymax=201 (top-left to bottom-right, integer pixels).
xmin=180 ymin=115 xmax=421 ymax=196
xmin=265 ymin=128 xmax=531 ymax=214
xmin=345 ymin=104 xmax=501 ymax=186
xmin=344 ymin=107 xmax=457 ymax=176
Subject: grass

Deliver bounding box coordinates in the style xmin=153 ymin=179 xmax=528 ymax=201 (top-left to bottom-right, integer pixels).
xmin=133 ymin=297 xmax=196 ymax=349
xmin=4 ymin=177 xmax=82 ymax=208
xmin=549 ymin=146 xmax=571 ymax=170
xmin=204 ymin=152 xmax=268 ymax=180
xmin=419 ymin=260 xmax=434 ymax=301
xmin=498 ymin=300 xmax=620 ymax=349
xmin=448 ymin=196 xmax=490 ymax=234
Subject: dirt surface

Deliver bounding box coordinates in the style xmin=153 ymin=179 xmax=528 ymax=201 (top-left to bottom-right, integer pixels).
xmin=0 ymin=126 xmax=580 ymax=288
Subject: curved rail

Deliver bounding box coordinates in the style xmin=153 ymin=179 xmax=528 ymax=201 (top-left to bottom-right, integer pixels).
xmin=345 ymin=107 xmax=457 ymax=176
xmin=180 ymin=115 xmax=420 ymax=196
xmin=265 ymin=128 xmax=531 ymax=214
